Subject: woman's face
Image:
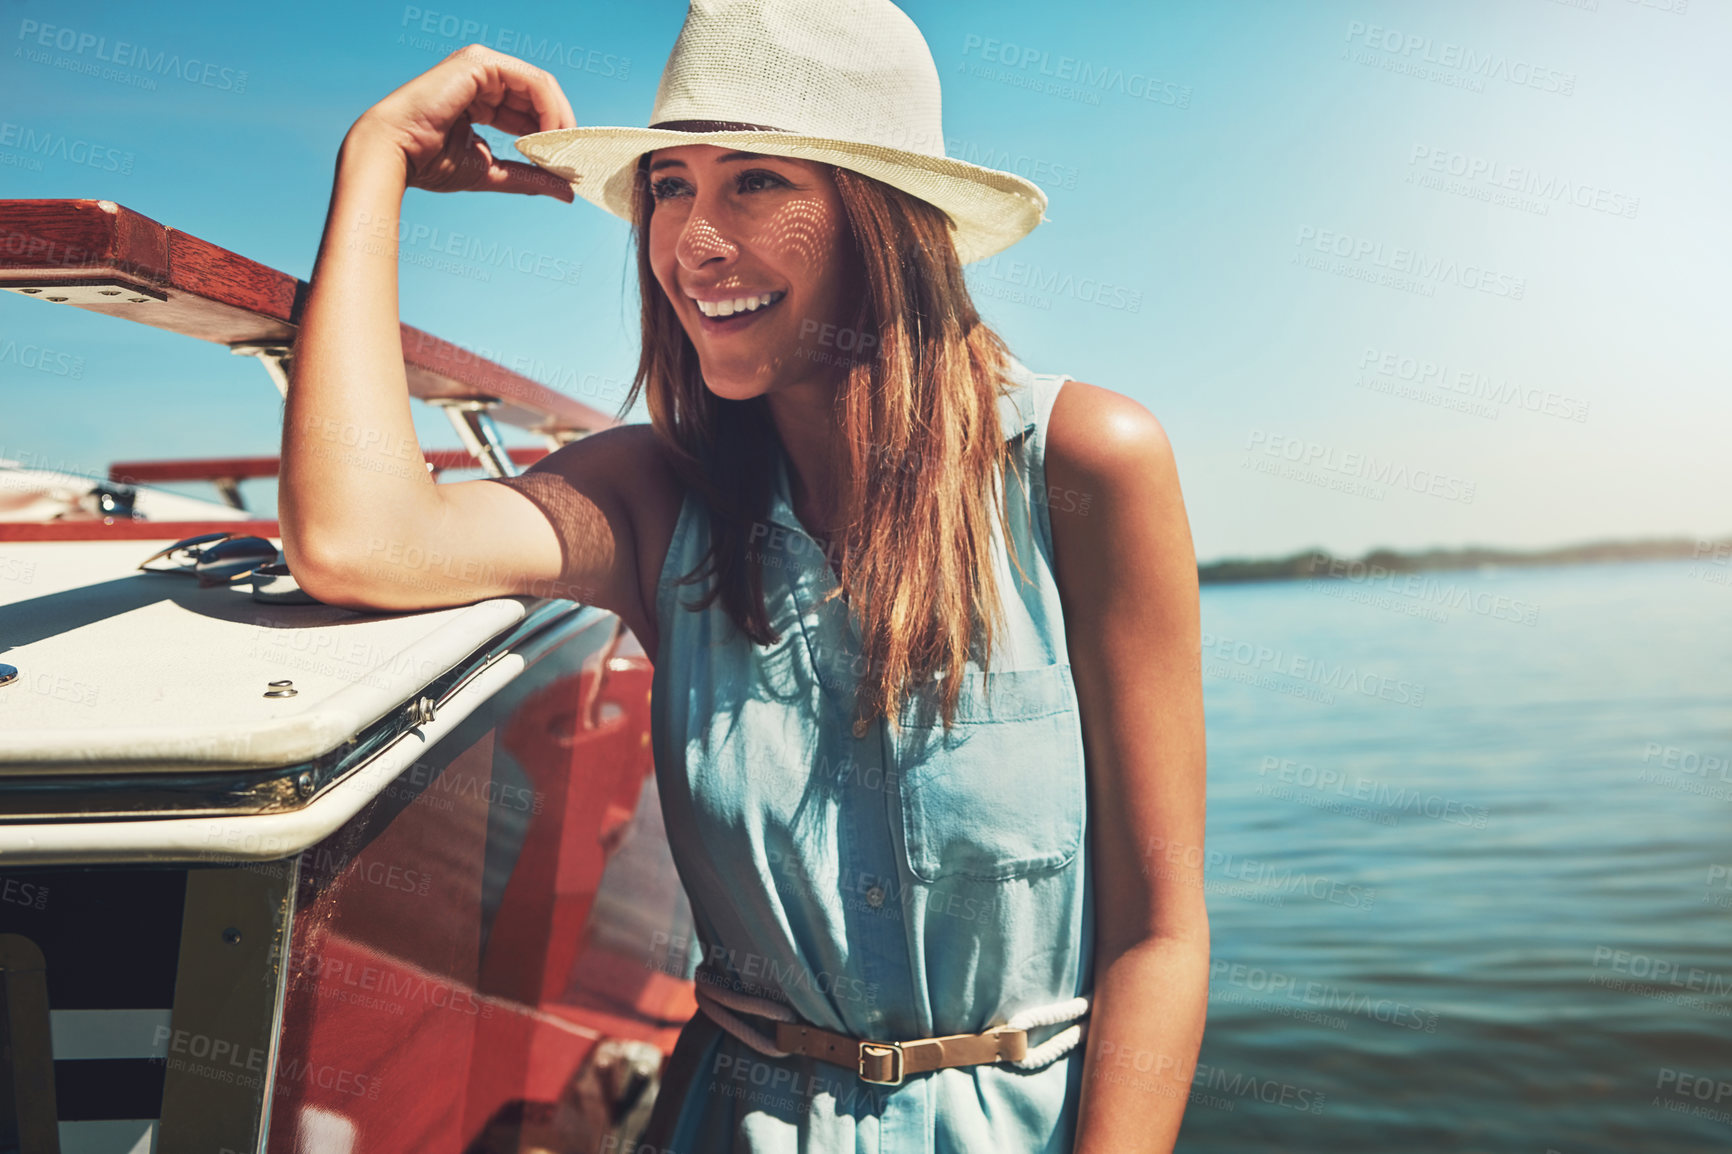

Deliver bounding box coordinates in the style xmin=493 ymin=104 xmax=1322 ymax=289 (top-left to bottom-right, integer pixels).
xmin=646 ymin=144 xmax=858 ymax=402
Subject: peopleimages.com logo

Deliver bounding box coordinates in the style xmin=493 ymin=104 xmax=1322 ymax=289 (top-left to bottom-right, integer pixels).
xmin=1342 ymin=21 xmax=1576 ymax=96
xmin=15 ymin=20 xmax=249 ymax=92
xmin=1294 ymin=226 xmax=1526 ymax=300
xmin=1201 ymin=630 xmax=1426 ymax=708
xmin=1244 ymin=429 xmax=1477 ymax=505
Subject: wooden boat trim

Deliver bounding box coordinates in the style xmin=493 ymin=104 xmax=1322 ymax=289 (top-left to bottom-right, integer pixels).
xmin=0 ymin=198 xmax=617 ymax=436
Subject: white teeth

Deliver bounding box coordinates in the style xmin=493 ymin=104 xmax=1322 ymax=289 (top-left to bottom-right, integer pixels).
xmin=695 ymin=291 xmax=784 ymax=318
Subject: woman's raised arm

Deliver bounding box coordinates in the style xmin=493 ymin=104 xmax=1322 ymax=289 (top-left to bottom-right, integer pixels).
xmin=278 ymin=46 xmax=663 ymax=639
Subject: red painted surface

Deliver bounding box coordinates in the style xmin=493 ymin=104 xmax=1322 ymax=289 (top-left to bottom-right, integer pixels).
xmin=270 ymin=731 xmax=501 ymax=1152
xmin=267 ymin=640 xmax=692 ymax=1152
xmin=107 ymin=447 xmax=553 ymax=484
xmin=486 ymin=655 xmax=655 ymax=1008
xmin=0 ymin=518 xmax=280 ymax=541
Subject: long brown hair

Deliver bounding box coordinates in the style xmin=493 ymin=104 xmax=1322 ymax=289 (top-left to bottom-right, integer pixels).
xmin=620 ymin=153 xmax=1027 ymax=734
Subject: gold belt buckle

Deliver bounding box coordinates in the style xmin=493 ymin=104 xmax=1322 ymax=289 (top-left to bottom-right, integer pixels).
xmin=858 ymin=1040 xmax=904 ymax=1085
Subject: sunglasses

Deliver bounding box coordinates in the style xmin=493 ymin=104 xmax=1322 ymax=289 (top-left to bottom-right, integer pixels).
xmin=137 ymin=532 xmax=281 ymax=587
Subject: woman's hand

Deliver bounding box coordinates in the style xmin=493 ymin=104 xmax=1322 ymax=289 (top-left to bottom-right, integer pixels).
xmin=347 ymin=43 xmax=578 ymax=201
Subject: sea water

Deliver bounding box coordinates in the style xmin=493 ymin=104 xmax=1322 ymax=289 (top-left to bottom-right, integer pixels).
xmin=1180 ymin=558 xmax=1732 ymax=1153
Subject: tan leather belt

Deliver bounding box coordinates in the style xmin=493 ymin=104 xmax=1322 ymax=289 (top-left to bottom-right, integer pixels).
xmin=691 ymin=964 xmax=1082 ymax=1087
xmin=771 ymin=1018 xmax=1028 ymax=1086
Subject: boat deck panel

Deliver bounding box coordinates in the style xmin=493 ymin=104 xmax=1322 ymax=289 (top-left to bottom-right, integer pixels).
xmin=0 ymin=538 xmax=542 ymax=773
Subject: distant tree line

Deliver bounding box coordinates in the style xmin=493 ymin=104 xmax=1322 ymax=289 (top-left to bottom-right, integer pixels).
xmin=1197 ymin=536 xmax=1730 ymax=585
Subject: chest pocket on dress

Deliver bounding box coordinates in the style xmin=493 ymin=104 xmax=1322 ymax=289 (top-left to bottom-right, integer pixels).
xmin=892 ymin=663 xmax=1086 ymax=883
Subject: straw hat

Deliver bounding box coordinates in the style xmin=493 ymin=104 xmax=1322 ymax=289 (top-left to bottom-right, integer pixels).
xmin=514 ymin=0 xmax=1048 ymax=265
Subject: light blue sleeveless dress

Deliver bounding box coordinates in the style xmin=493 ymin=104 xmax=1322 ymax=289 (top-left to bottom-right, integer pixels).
xmin=641 ymin=357 xmax=1094 ymax=1152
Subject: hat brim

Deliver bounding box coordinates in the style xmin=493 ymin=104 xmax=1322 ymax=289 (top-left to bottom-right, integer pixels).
xmin=515 ymin=128 xmax=1047 ymax=265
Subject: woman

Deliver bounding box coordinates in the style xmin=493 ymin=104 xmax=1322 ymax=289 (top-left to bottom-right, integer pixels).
xmin=280 ymin=1 xmax=1208 ymax=1149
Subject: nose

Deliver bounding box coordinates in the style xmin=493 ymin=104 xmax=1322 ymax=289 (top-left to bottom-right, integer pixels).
xmin=674 ymin=203 xmax=739 ymax=272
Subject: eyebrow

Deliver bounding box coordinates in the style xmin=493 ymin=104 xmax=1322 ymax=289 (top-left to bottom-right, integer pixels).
xmin=647 ymin=150 xmax=775 ymax=173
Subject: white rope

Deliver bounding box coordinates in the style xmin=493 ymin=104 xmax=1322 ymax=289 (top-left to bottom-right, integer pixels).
xmin=1004 ymin=995 xmax=1091 ymax=1070
xmin=1011 ymin=1021 xmax=1086 ymax=1069
xmin=693 ymin=969 xmax=1091 ymax=1075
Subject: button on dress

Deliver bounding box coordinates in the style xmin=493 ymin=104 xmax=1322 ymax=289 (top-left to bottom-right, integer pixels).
xmin=639 ymin=357 xmax=1094 ymax=1152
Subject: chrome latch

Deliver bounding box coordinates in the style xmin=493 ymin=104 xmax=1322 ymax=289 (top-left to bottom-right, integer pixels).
xmin=408 ymin=696 xmax=436 ymax=726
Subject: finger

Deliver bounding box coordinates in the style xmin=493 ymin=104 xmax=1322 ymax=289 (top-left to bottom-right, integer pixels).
xmin=466 ymin=68 xmax=505 ymax=126
xmin=481 ymin=158 xmax=579 ymax=202
xmin=447 ymin=46 xmax=559 ymax=121
xmin=474 ymin=55 xmax=576 ymax=134
xmin=466 ymin=70 xmax=530 ymax=136
xmin=536 ymin=76 xmax=577 ymax=132
xmin=487 ymin=101 xmax=546 ymax=139
xmin=510 ymin=59 xmax=576 ymax=132
xmin=453 ymin=135 xmax=501 ymax=190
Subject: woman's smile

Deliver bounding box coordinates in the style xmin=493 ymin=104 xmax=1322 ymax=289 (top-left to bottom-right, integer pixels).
xmin=690 ymin=289 xmax=786 ymax=319
xmin=688 ymin=288 xmax=788 ymax=334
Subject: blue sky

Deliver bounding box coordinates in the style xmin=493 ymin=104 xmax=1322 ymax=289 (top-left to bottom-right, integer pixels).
xmin=2 ymin=0 xmax=1726 ymax=562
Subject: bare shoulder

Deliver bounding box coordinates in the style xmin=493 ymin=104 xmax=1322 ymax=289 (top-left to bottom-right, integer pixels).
xmin=1045 ymin=379 xmax=1178 ymax=500
xmin=1043 ymin=378 xmax=1195 ymax=617
xmin=544 ymin=422 xmax=681 ymax=503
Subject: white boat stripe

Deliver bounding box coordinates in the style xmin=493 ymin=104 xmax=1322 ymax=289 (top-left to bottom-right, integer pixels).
xmin=0 ymin=630 xmax=553 ymax=866
xmin=49 ymin=1009 xmax=172 ymax=1061
xmin=56 ymin=1119 xmax=155 ymax=1154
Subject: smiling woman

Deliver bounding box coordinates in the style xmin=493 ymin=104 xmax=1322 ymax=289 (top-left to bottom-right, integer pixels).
xmin=621 ymin=140 xmax=1036 ymax=736
xmin=278 ymin=0 xmax=1207 ymax=1151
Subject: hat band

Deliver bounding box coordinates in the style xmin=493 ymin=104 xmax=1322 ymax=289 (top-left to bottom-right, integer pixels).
xmin=649 ymin=119 xmax=791 ymax=134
